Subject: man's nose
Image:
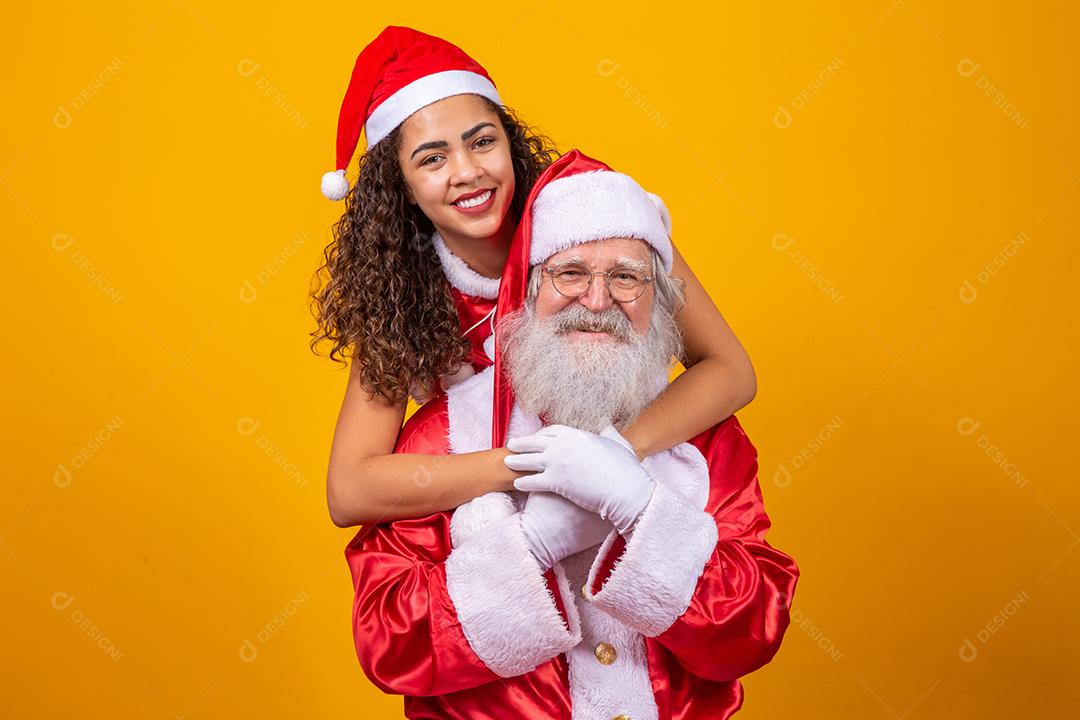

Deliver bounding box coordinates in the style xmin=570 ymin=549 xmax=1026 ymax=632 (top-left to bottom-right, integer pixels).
xmin=577 ymin=274 xmax=614 ymax=313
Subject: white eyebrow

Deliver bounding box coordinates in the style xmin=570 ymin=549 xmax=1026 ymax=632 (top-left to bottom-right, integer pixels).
xmin=549 ymin=254 xmax=648 ymax=272
xmin=615 ymin=256 xmax=649 ymax=272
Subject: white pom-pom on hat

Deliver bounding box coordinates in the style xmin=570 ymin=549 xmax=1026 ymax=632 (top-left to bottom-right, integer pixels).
xmin=321 ymin=169 xmax=350 ymax=201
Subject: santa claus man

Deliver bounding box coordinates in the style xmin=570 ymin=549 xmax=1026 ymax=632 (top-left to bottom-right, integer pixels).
xmin=345 ymin=150 xmax=799 ymax=720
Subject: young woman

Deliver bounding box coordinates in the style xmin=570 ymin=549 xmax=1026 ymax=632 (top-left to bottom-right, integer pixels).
xmin=311 ymin=27 xmax=756 ymax=527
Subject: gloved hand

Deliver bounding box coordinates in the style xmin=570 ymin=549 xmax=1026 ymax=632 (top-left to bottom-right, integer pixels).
xmin=519 ymin=491 xmax=613 ymax=571
xmin=506 ymin=424 xmax=656 ymax=535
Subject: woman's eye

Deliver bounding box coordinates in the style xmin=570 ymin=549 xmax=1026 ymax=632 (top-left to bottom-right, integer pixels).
xmin=473 ymin=136 xmax=494 ymax=149
xmin=420 ymin=154 xmax=444 ymax=166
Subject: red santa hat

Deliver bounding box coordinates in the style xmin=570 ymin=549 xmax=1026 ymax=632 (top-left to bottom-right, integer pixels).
xmin=491 ymin=149 xmax=673 ymax=448
xmin=530 ymin=168 xmax=673 ymax=272
xmin=320 ymin=26 xmax=502 ymax=201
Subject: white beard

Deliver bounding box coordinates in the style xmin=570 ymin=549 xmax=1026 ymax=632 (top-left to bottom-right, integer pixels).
xmin=497 ymin=302 xmax=682 ymax=433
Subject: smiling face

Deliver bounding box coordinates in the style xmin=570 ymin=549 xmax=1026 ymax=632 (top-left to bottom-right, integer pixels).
xmin=534 ymin=237 xmax=655 ymax=339
xmin=396 ymin=94 xmax=516 ymax=247
xmin=497 ymin=237 xmax=679 ymax=432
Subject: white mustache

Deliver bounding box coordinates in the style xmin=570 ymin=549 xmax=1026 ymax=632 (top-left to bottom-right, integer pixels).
xmin=548 ymin=305 xmax=633 ymax=341
xmin=498 ymin=300 xmax=681 ymax=433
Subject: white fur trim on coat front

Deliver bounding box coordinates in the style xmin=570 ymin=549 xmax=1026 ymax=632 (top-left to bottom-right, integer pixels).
xmin=583 ymin=445 xmax=717 ymax=637
xmin=560 ymin=547 xmax=659 ymax=720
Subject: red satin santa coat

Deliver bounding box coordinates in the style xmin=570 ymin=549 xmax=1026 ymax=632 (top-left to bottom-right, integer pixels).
xmin=344 ymin=288 xmax=799 ymax=719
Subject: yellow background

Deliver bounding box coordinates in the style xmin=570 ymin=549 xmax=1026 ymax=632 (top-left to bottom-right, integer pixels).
xmin=4 ymin=1 xmax=1077 ymax=717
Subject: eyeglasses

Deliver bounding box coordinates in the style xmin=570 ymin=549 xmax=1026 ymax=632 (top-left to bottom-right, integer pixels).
xmin=542 ymin=262 xmax=653 ymax=303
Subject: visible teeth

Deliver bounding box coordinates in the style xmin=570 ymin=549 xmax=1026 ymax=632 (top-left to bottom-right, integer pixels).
xmin=456 ymin=190 xmax=491 ymax=209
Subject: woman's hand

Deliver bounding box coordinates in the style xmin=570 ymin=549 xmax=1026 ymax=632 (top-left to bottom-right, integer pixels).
xmin=505 ymin=424 xmax=656 ymax=535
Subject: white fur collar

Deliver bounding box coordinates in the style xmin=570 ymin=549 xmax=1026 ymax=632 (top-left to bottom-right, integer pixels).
xmin=432 ymin=231 xmax=501 ymax=299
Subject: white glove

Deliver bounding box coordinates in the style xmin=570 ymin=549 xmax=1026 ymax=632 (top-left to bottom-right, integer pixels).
xmin=519 ymin=491 xmax=613 ymax=571
xmin=506 ymin=424 xmax=656 ymax=535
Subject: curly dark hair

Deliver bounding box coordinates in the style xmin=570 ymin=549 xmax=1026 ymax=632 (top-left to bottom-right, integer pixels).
xmin=309 ymin=99 xmax=559 ymax=404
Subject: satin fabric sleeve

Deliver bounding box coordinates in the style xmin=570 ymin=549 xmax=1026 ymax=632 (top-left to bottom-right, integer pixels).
xmin=344 ymin=516 xmax=500 ymax=696
xmin=585 ymin=417 xmax=800 ymax=683
xmin=345 ymin=510 xmax=582 ymax=697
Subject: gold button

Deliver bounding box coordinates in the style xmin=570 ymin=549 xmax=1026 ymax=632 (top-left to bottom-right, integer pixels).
xmin=612 ymin=715 xmax=632 ymax=720
xmin=581 ymin=584 xmax=589 ymax=599
xmin=594 ymin=642 xmax=617 ymax=665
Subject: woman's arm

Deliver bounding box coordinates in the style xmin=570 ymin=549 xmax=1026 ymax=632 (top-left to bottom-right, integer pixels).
xmin=326 ymin=361 xmax=519 ymax=528
xmin=618 ymin=239 xmax=757 ymax=460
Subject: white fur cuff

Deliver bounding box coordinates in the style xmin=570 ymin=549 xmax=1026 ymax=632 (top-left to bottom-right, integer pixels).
xmin=583 ymin=482 xmax=718 ymax=636
xmin=445 ymin=513 xmax=582 ymax=676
